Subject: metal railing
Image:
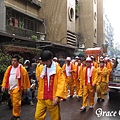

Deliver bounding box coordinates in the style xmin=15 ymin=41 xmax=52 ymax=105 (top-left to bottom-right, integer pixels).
xmin=6 ymin=25 xmax=39 ymax=39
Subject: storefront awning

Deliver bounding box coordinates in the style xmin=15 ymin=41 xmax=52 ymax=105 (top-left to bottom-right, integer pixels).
xmin=2 ymin=45 xmax=41 ymax=54
xmin=74 ymin=51 xmax=85 ymax=57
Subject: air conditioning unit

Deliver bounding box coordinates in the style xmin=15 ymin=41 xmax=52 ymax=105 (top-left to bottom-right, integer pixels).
xmin=40 ymin=34 xmax=45 ymax=41
xmin=79 ymin=43 xmax=85 ymax=49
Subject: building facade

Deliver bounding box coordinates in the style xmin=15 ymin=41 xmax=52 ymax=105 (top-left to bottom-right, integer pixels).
xmin=104 ymin=15 xmax=114 ymax=57
xmin=0 ymin=0 xmax=44 ymax=59
xmin=75 ymin=0 xmax=98 ymax=49
xmin=38 ymin=0 xmax=77 ymax=58
xmin=0 ymin=0 xmax=105 ymax=59
xmin=0 ymin=0 xmax=78 ymax=59
xmin=97 ymin=0 xmax=104 ymax=47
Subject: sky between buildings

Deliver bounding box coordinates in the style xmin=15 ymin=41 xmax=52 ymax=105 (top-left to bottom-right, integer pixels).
xmin=104 ymin=0 xmax=120 ymax=48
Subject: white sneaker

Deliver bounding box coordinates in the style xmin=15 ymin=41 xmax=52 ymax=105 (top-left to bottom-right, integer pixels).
xmin=80 ymin=106 xmax=86 ymax=111
xmin=89 ymin=106 xmax=93 ymax=109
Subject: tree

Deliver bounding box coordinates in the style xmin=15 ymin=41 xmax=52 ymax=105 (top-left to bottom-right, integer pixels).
xmin=0 ymin=50 xmax=11 ymax=102
xmin=0 ymin=49 xmax=24 ymax=102
xmin=0 ymin=50 xmax=11 ymax=74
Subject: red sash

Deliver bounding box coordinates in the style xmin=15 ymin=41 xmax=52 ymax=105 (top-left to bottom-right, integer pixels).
xmin=85 ymin=67 xmax=92 ymax=86
xmin=43 ymin=67 xmax=55 ymax=100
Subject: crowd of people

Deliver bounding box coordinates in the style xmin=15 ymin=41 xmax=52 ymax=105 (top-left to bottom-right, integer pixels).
xmin=59 ymin=54 xmax=114 ymax=112
xmin=1 ymin=50 xmax=115 ymax=120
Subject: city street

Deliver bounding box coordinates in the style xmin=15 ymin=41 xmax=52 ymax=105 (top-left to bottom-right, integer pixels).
xmin=0 ymin=93 xmax=120 ymax=120
xmin=0 ymin=0 xmax=119 ymax=120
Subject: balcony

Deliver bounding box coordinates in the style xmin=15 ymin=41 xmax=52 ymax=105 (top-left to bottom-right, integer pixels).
xmin=28 ymin=0 xmax=41 ymax=7
xmin=18 ymin=0 xmax=41 ymax=8
xmin=6 ymin=25 xmax=40 ymax=40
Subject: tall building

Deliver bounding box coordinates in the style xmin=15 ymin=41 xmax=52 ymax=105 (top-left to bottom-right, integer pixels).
xmin=97 ymin=0 xmax=104 ymax=47
xmin=38 ymin=0 xmax=77 ymax=58
xmin=75 ymin=0 xmax=98 ymax=49
xmin=75 ymin=0 xmax=105 ymax=50
xmin=104 ymin=15 xmax=114 ymax=56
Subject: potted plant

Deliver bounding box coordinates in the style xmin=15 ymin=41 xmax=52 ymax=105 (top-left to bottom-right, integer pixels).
xmin=31 ymin=35 xmax=37 ymax=41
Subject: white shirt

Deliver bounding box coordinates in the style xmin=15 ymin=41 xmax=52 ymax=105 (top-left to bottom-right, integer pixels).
xmin=9 ymin=67 xmax=18 ymax=90
xmin=66 ymin=64 xmax=72 ymax=77
xmin=75 ymin=62 xmax=78 ymax=66
xmin=87 ymin=68 xmax=91 ymax=83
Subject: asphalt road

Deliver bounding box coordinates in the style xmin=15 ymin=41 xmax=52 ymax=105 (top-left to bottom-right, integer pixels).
xmin=0 ymin=94 xmax=120 ymax=120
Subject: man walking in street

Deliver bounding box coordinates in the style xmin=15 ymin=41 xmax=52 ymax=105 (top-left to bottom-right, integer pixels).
xmin=34 ymin=50 xmax=66 ymax=120
xmin=96 ymin=58 xmax=108 ymax=102
xmin=1 ymin=54 xmax=30 ymax=120
xmin=74 ymin=59 xmax=81 ymax=97
xmin=62 ymin=57 xmax=75 ymax=98
xmin=80 ymin=57 xmax=97 ymax=112
xmin=78 ymin=58 xmax=86 ymax=98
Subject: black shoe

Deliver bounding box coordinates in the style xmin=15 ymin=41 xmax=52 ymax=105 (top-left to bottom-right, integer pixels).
xmin=97 ymin=98 xmax=101 ymax=102
xmin=16 ymin=118 xmax=20 ymax=120
xmin=70 ymin=95 xmax=73 ymax=98
xmin=11 ymin=116 xmax=20 ymax=120
xmin=104 ymin=92 xmax=107 ymax=95
xmin=62 ymin=99 xmax=66 ymax=101
xmin=101 ymin=99 xmax=105 ymax=102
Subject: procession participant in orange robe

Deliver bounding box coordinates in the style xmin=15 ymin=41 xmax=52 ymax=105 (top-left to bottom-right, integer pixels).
xmin=74 ymin=59 xmax=82 ymax=96
xmin=1 ymin=54 xmax=30 ymax=120
xmin=96 ymin=58 xmax=108 ymax=102
xmin=91 ymin=56 xmax=98 ymax=68
xmin=62 ymin=57 xmax=76 ymax=98
xmin=53 ymin=57 xmax=60 ymax=66
xmin=35 ymin=50 xmax=66 ymax=120
xmin=80 ymin=57 xmax=97 ymax=112
xmin=78 ymin=58 xmax=86 ymax=98
xmin=72 ymin=56 xmax=81 ymax=95
xmin=104 ymin=57 xmax=112 ymax=94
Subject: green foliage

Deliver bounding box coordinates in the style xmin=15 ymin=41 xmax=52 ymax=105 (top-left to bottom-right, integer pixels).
xmin=31 ymin=35 xmax=37 ymax=40
xmin=75 ymin=0 xmax=79 ymax=13
xmin=18 ymin=21 xmax=23 ymax=28
xmin=19 ymin=57 xmax=24 ymax=64
xmin=0 ymin=49 xmax=25 ymax=73
xmin=0 ymin=50 xmax=11 ymax=74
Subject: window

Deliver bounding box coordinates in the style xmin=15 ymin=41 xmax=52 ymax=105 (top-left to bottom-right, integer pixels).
xmin=94 ymin=29 xmax=97 ymax=37
xmin=94 ymin=0 xmax=97 ymax=4
xmin=94 ymin=12 xmax=97 ymax=20
xmin=68 ymin=7 xmax=74 ymax=21
xmin=6 ymin=7 xmax=40 ymax=32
